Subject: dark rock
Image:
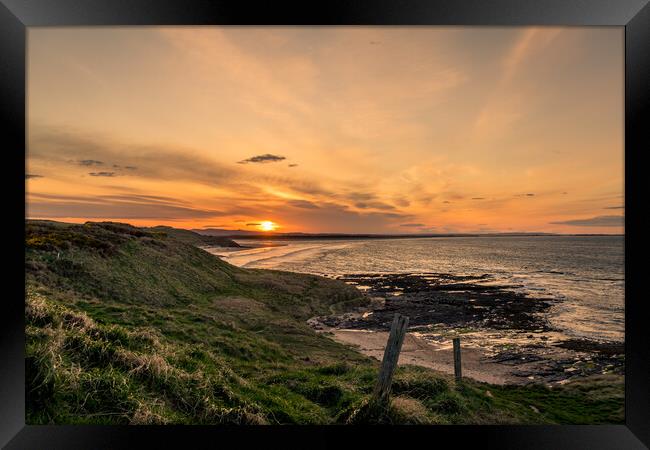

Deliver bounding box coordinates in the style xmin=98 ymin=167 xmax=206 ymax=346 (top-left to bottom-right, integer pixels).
xmin=326 ymin=273 xmax=555 ymax=333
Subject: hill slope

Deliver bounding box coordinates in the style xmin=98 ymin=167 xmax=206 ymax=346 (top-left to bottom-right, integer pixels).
xmin=24 ymin=220 xmax=624 ymax=425
xmin=147 ymin=225 xmax=241 ymax=247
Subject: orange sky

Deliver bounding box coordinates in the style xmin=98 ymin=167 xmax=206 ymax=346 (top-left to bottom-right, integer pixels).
xmin=26 ymin=27 xmax=624 ymax=234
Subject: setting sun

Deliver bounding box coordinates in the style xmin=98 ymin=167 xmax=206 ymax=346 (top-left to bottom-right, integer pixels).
xmin=259 ymin=221 xmax=278 ymax=232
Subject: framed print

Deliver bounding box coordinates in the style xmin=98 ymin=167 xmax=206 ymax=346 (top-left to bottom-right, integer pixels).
xmin=2 ymin=0 xmax=649 ymax=448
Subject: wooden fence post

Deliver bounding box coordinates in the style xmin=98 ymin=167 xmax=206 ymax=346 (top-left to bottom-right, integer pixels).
xmin=372 ymin=314 xmax=409 ymax=406
xmin=453 ymin=337 xmax=462 ymax=382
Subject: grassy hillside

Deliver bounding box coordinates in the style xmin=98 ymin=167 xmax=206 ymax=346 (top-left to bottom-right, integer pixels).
xmin=25 ymin=220 xmax=624 ymax=425
xmin=147 ymin=225 xmax=241 ymax=247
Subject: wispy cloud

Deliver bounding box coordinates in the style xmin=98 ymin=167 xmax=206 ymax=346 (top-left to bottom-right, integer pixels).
xmin=502 ymin=28 xmax=563 ymax=84
xmin=287 ymin=199 xmax=320 ymax=209
xmin=30 ymin=126 xmax=237 ymax=187
xmin=472 ymin=28 xmax=563 ymax=144
xmin=550 ymin=215 xmax=623 ymax=227
xmin=101 ymin=194 xmax=192 ymax=205
xmin=26 ymin=192 xmax=226 ymax=220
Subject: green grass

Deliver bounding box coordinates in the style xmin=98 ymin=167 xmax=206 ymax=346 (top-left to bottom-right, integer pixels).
xmin=25 ymin=220 xmax=624 ymax=425
xmin=146 ymin=225 xmax=241 ymax=248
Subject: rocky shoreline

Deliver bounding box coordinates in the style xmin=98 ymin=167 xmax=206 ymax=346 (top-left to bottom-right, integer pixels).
xmin=309 ymin=272 xmax=624 ymax=385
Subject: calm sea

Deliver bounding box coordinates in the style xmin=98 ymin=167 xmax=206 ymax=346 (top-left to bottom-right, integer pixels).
xmin=208 ymin=236 xmax=624 ymax=342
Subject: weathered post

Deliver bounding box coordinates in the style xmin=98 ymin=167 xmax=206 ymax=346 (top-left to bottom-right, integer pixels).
xmin=372 ymin=314 xmax=409 ymax=406
xmin=453 ymin=337 xmax=462 ymax=382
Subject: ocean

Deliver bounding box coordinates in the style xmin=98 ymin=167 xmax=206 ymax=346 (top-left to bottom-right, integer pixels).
xmin=207 ymin=235 xmax=624 ymax=343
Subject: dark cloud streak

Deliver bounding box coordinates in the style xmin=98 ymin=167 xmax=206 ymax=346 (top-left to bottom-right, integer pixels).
xmin=287 ymin=199 xmax=320 ymax=209
xmin=89 ymin=172 xmax=116 ymax=177
xmin=237 ymin=154 xmax=286 ymax=164
xmin=78 ymin=159 xmax=103 ymax=166
xmin=354 ymin=201 xmax=395 ymax=210
xmin=549 ymin=215 xmax=623 ymax=227
xmin=399 ymin=223 xmax=425 ymax=227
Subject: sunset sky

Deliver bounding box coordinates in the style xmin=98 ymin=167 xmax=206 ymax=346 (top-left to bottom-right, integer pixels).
xmin=26 ymin=27 xmax=624 ymax=234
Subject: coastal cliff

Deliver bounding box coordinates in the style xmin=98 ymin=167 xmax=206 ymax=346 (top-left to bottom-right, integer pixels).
xmin=25 ymin=220 xmax=623 ymax=424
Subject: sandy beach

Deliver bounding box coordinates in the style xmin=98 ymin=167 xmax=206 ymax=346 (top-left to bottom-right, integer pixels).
xmin=328 ymin=329 xmax=517 ymax=384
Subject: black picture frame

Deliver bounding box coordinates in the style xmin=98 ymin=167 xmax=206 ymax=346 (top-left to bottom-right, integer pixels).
xmin=2 ymin=1 xmax=649 ymax=448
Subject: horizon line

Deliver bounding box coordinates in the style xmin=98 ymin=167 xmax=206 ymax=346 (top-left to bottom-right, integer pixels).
xmin=25 ymin=219 xmax=624 ymax=237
